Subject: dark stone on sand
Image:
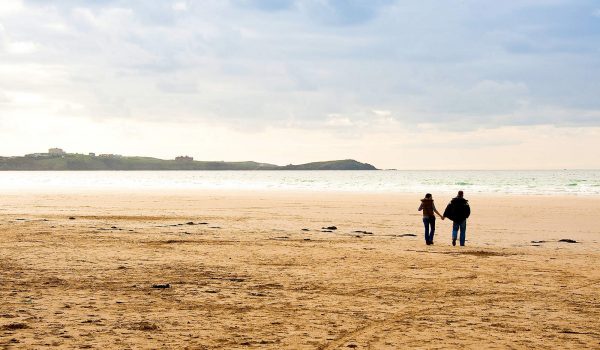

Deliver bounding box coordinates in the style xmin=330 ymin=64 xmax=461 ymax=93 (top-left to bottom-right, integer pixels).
xmin=210 ymin=226 xmax=221 ymax=229
xmin=228 ymin=278 xmax=245 ymax=282
xmin=321 ymin=230 xmax=333 ymax=233
xmin=301 ymin=228 xmax=310 ymax=231
xmin=111 ymin=226 xmax=117 ymax=229
xmin=15 ymin=218 xmax=26 ymax=221
xmin=398 ymin=234 xmax=417 ymax=237
xmin=199 ymin=222 xmax=209 ymax=225
xmin=186 ymin=222 xmax=195 ymax=225
xmin=354 ymin=230 xmax=373 ymax=235
xmin=133 ymin=321 xmax=159 ymax=331
xmin=322 ymin=226 xmax=337 ymax=230
xmin=205 ymin=289 xmax=219 ymax=293
xmin=558 ymin=239 xmax=577 ymax=243
xmin=531 ymin=240 xmax=547 ymax=243
xmin=1 ymin=323 xmax=29 ymax=330
xmin=68 ymin=217 xmax=75 ymax=220
xmin=151 ymin=283 xmax=170 ymax=289
xmin=303 ymin=238 xmax=311 ymax=241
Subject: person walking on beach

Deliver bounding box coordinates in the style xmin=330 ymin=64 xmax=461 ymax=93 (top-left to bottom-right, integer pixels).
xmin=418 ymin=193 xmax=444 ymax=245
xmin=443 ymin=191 xmax=471 ymax=246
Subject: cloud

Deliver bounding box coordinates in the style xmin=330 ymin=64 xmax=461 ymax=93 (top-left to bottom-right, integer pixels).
xmin=0 ymin=0 xmax=599 ymax=136
xmin=0 ymin=0 xmax=24 ymax=15
xmin=172 ymin=2 xmax=188 ymax=12
xmin=297 ymin=0 xmax=395 ymax=26
xmin=234 ymin=0 xmax=296 ymax=12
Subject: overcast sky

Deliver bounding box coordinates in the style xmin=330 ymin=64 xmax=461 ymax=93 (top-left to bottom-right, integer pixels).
xmin=1 ymin=0 xmax=599 ymax=169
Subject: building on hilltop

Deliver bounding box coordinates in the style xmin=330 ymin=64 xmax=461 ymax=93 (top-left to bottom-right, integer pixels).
xmin=89 ymin=153 xmax=96 ymax=157
xmin=175 ymin=156 xmax=194 ymax=161
xmin=48 ymin=148 xmax=66 ymax=155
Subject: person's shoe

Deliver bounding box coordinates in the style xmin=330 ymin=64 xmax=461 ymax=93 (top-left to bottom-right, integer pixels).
xmin=426 ymin=240 xmax=431 ymax=245
xmin=452 ymin=239 xmax=456 ymax=246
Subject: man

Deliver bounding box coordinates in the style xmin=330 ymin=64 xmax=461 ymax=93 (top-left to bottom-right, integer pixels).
xmin=443 ymin=191 xmax=471 ymax=246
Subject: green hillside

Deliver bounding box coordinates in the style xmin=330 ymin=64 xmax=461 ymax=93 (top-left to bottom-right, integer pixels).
xmin=282 ymin=159 xmax=377 ymax=170
xmin=0 ymin=154 xmax=377 ymax=171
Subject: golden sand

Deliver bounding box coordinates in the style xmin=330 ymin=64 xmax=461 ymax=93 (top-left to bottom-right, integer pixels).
xmin=1 ymin=191 xmax=599 ymax=349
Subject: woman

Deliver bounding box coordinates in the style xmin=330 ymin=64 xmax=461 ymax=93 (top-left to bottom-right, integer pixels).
xmin=418 ymin=193 xmax=444 ymax=245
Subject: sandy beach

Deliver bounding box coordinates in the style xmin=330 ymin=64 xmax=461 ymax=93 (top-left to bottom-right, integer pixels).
xmin=1 ymin=190 xmax=599 ymax=349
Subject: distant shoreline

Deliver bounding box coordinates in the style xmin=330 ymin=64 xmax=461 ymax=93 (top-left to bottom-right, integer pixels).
xmin=0 ymin=153 xmax=377 ymax=171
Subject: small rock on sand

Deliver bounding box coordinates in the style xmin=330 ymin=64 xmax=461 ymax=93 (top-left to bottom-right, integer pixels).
xmin=322 ymin=226 xmax=337 ymax=230
xmin=68 ymin=217 xmax=75 ymax=220
xmin=1 ymin=323 xmax=29 ymax=331
xmin=558 ymin=239 xmax=577 ymax=243
xmin=151 ymin=283 xmax=170 ymax=289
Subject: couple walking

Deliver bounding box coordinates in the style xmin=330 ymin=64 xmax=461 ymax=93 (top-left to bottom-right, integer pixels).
xmin=418 ymin=191 xmax=470 ymax=246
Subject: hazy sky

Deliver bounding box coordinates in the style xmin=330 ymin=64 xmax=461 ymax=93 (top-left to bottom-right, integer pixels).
xmin=1 ymin=0 xmax=599 ymax=169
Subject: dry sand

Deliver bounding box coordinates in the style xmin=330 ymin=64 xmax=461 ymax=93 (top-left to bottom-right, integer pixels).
xmin=1 ymin=190 xmax=599 ymax=349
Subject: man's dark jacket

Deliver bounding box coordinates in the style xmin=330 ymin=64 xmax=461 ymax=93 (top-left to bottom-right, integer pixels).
xmin=443 ymin=197 xmax=471 ymax=223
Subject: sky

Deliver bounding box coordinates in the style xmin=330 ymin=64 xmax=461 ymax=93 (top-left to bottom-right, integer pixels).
xmin=1 ymin=0 xmax=599 ymax=169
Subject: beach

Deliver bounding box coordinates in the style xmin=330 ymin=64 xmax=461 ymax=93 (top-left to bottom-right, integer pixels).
xmin=1 ymin=190 xmax=599 ymax=349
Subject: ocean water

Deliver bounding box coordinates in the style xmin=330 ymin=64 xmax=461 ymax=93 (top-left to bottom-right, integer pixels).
xmin=1 ymin=170 xmax=599 ymax=196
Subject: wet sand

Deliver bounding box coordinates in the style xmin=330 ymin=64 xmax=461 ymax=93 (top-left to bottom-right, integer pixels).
xmin=1 ymin=191 xmax=599 ymax=349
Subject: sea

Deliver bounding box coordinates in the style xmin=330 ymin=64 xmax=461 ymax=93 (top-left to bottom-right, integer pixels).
xmin=1 ymin=170 xmax=599 ymax=196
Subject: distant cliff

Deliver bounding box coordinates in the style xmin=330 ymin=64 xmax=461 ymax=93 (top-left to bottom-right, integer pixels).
xmin=0 ymin=155 xmax=377 ymax=171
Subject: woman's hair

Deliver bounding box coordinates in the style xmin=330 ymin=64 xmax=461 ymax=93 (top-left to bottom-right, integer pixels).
xmin=425 ymin=193 xmax=432 ymax=199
